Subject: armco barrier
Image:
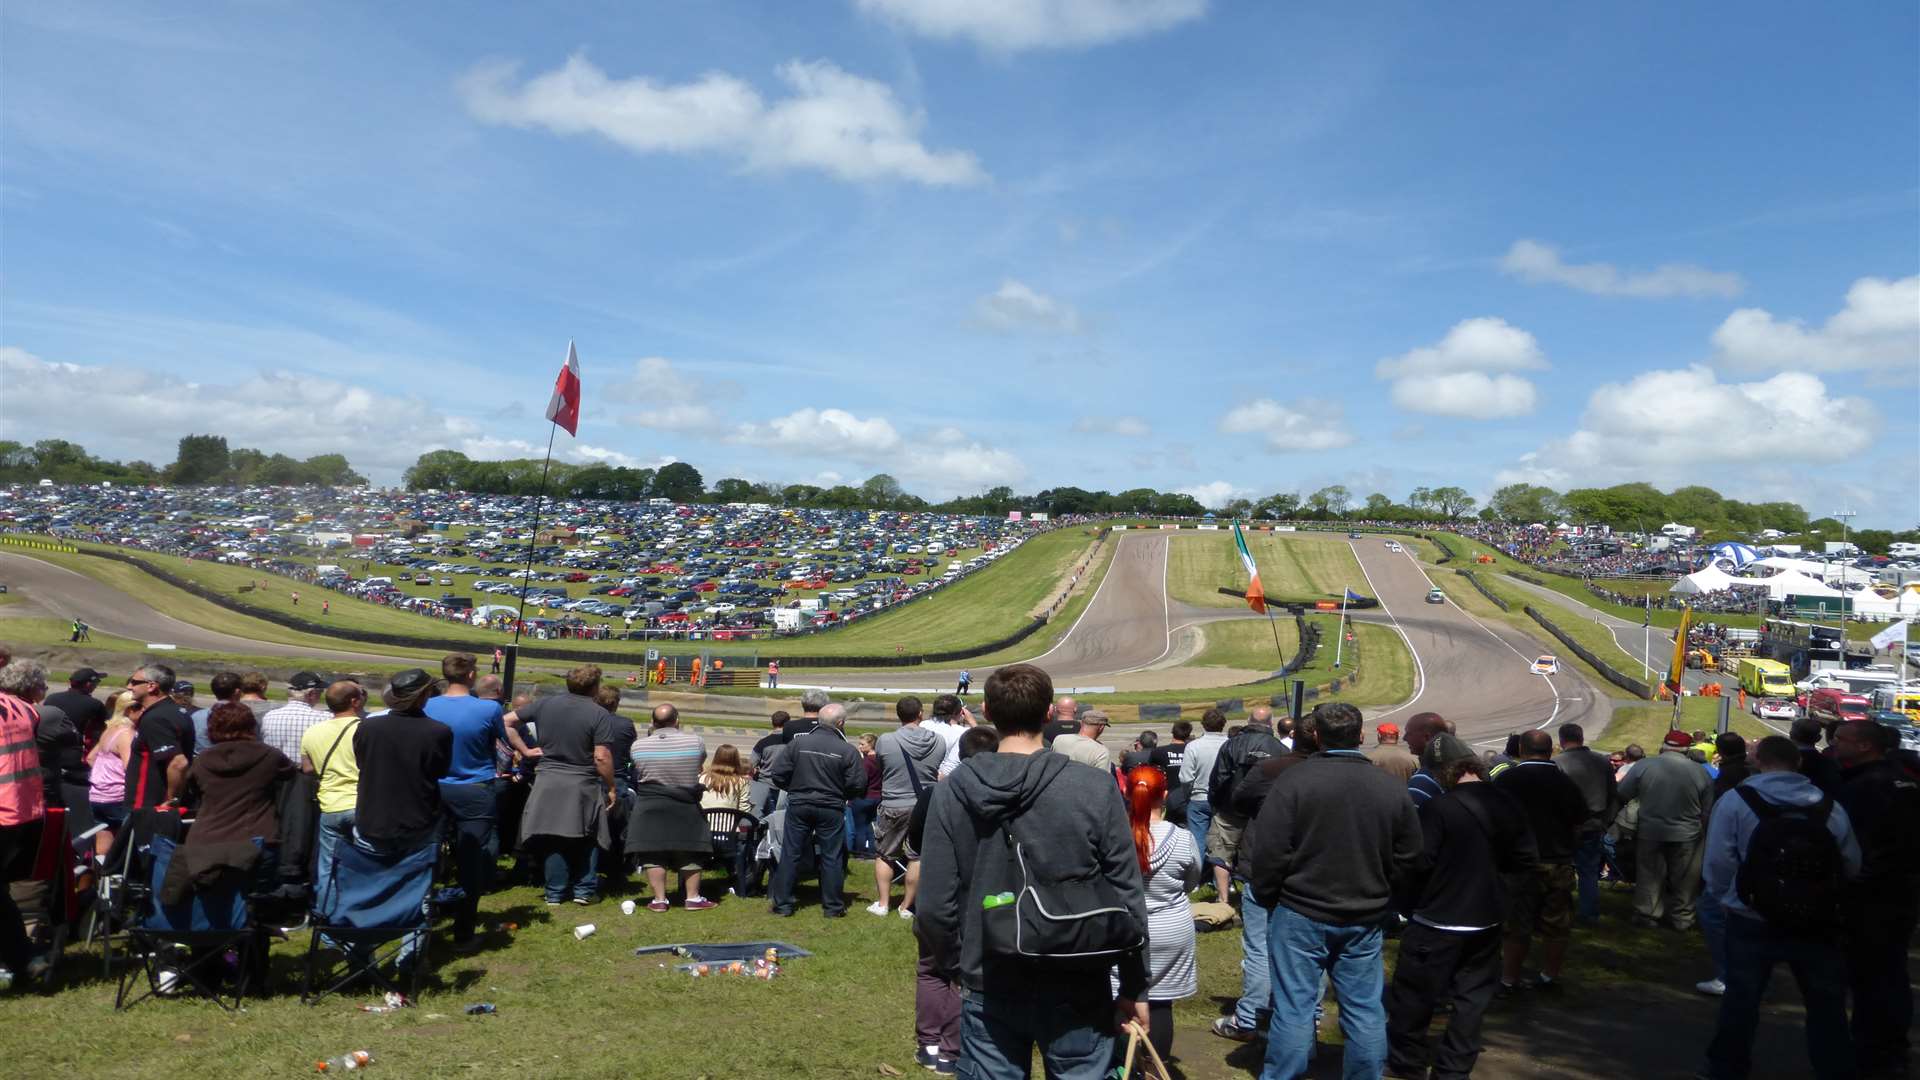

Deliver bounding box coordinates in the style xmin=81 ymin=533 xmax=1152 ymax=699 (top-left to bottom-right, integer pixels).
xmin=1522 ymin=604 xmax=1653 ymax=700
xmin=1426 ymin=533 xmax=1457 ymax=565
xmin=1454 ymin=568 xmax=1509 ymax=612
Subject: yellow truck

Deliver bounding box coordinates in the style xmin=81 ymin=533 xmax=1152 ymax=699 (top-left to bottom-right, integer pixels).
xmin=1871 ymin=687 xmax=1920 ymax=723
xmin=1736 ymin=657 xmax=1795 ymax=698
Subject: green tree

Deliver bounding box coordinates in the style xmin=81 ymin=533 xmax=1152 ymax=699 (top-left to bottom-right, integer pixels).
xmin=168 ymin=434 xmax=231 ymax=485
xmin=300 ymin=453 xmax=363 ymax=486
xmin=1254 ymin=492 xmax=1301 ymax=520
xmin=860 ymin=473 xmax=905 ymax=509
xmin=711 ymin=477 xmax=757 ymax=503
xmin=1429 ymin=485 xmax=1475 ymax=518
xmin=1305 ymin=485 xmax=1351 ymax=517
xmin=1488 ymin=483 xmax=1562 ymax=524
xmin=405 ymin=450 xmax=473 ymax=490
xmin=651 ymin=462 xmax=705 ymax=502
xmin=1364 ymin=493 xmax=1396 ymax=516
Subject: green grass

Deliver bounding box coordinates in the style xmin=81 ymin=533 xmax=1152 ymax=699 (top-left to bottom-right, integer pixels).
xmin=1189 ymin=617 xmax=1300 ymax=672
xmin=1596 ymin=699 xmax=1781 ymax=752
xmin=1167 ymin=532 xmax=1364 ymax=609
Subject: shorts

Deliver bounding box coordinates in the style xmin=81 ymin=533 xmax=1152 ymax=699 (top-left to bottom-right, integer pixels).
xmin=1504 ymin=863 xmax=1575 ymax=942
xmin=875 ymin=805 xmax=916 ymax=860
xmin=1206 ymin=814 xmax=1245 ymax=866
xmin=639 ymin=852 xmax=706 ymax=872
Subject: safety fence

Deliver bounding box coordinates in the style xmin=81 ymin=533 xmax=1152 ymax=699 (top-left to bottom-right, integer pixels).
xmin=1522 ymin=604 xmax=1653 ymax=700
xmin=2 ymin=534 xmax=78 ymax=554
xmin=1453 ymin=568 xmax=1510 ymax=612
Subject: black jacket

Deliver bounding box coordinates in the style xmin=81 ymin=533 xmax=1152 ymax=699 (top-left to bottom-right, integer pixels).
xmin=1248 ymin=750 xmax=1421 ymax=925
xmin=1209 ymin=724 xmax=1286 ymax=820
xmin=1229 ymin=748 xmax=1312 ymax=881
xmin=1553 ymin=746 xmax=1618 ymax=835
xmin=1836 ymin=758 xmax=1920 ymax=902
xmin=1711 ymin=755 xmax=1754 ymax=803
xmin=768 ymin=724 xmax=865 ymax=810
xmin=1494 ymin=760 xmax=1591 ymax=864
xmin=1404 ymin=782 xmax=1538 ymax=929
xmin=916 ymin=749 xmax=1147 ymax=997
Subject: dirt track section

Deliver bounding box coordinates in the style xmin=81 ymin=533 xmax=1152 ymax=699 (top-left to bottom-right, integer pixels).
xmin=0 ymin=551 xmax=402 ymax=666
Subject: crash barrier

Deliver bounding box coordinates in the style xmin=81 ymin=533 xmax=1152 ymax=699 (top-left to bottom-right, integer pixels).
xmin=1454 ymin=569 xmax=1510 ymax=612
xmin=1506 ymin=570 xmax=1550 ymax=588
xmin=2 ymin=533 xmax=78 ymax=554
xmin=1426 ymin=534 xmax=1457 ymax=564
xmin=1215 ymin=588 xmax=1380 ymax=611
xmin=1280 ymin=614 xmax=1321 ymax=678
xmin=1522 ymin=605 xmax=1653 ymax=700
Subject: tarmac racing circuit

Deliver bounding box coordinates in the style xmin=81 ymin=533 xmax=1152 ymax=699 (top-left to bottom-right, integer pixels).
xmin=2 ymin=532 xmax=1612 ymax=745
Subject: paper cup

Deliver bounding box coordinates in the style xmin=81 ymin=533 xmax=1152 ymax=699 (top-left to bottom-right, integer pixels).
xmin=573 ymin=924 xmax=596 ymax=940
xmin=620 ymin=900 xmax=636 ymax=916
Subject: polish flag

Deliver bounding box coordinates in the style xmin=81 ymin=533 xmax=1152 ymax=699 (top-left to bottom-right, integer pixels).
xmin=545 ymin=341 xmax=581 ymax=436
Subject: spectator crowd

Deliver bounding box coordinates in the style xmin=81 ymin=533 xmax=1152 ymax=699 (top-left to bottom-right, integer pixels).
xmin=0 ymin=644 xmax=1914 ymax=1079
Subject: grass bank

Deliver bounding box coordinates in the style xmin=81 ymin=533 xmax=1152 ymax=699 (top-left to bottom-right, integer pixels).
xmin=1166 ymin=532 xmax=1364 ymax=609
xmin=1596 ymin=699 xmax=1782 ymax=752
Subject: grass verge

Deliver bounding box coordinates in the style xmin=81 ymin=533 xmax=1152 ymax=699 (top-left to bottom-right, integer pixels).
xmin=1595 ymin=699 xmax=1782 ymax=752
xmin=1166 ymin=533 xmax=1364 ymax=609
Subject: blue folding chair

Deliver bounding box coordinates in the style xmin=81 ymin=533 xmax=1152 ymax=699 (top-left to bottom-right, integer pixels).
xmin=302 ymin=836 xmax=436 ymax=1004
xmin=113 ymin=834 xmax=261 ymax=1012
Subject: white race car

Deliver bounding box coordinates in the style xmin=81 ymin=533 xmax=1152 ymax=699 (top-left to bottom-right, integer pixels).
xmin=1530 ymin=655 xmax=1559 ymax=675
xmin=1750 ymin=698 xmax=1798 ymax=722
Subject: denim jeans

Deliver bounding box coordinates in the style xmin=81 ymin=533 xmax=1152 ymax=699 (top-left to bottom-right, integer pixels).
xmin=543 ymin=838 xmax=599 ymax=903
xmin=1235 ymin=889 xmax=1274 ymax=1030
xmin=957 ymin=981 xmax=1114 ymax=1080
xmin=1265 ymin=904 xmax=1388 ymax=1080
xmin=846 ymin=796 xmax=880 ymax=856
xmin=314 ymin=809 xmax=357 ymax=918
xmin=1572 ymin=831 xmax=1604 ymax=921
xmin=771 ymin=802 xmax=848 ymax=916
xmin=1703 ymin=914 xmax=1854 ymax=1079
xmin=439 ymin=779 xmax=499 ymax=939
xmin=1697 ymin=885 xmax=1728 ymax=983
xmin=1187 ymin=800 xmax=1214 ymax=869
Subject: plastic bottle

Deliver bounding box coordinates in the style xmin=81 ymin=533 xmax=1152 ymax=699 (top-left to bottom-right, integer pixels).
xmin=465 ymin=1003 xmax=497 ymax=1015
xmin=315 ymin=1050 xmax=373 ymax=1072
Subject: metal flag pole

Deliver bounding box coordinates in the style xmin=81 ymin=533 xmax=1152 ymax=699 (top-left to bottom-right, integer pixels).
xmin=1333 ymin=585 xmax=1349 ymax=669
xmin=503 ymin=421 xmax=561 ymax=697
xmin=1643 ymin=593 xmax=1652 ymax=683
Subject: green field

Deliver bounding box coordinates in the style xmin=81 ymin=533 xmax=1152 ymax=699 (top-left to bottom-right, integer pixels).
xmin=1444 ymin=568 xmax=1653 ymax=685
xmin=1597 ymin=699 xmax=1780 ymax=752
xmin=1187 ymin=616 xmax=1300 ymax=672
xmin=1167 ymin=532 xmax=1364 ymax=609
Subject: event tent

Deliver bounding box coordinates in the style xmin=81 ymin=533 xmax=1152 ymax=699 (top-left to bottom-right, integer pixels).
xmin=1671 ymin=565 xmax=1742 ymax=595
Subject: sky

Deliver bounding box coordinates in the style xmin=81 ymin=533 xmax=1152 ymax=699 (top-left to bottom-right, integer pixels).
xmin=1 ymin=1 xmax=1916 ymax=525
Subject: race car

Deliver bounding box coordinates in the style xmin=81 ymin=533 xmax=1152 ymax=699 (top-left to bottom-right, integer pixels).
xmin=1530 ymin=655 xmax=1559 ymax=675
xmin=1750 ymin=697 xmax=1798 ymax=722
xmin=1425 ymin=588 xmax=1446 ymax=604
xmin=1385 ymin=541 xmax=1403 ymax=553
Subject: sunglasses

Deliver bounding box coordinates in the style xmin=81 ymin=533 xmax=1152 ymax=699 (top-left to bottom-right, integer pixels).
xmin=127 ymin=678 xmax=153 ymax=688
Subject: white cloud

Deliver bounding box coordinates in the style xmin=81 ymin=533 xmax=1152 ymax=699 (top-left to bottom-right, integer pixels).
xmin=736 ymin=407 xmax=904 ymax=455
xmin=1500 ymin=239 xmax=1744 ymax=299
xmin=1376 ymin=317 xmax=1547 ymax=418
xmin=1073 ymin=415 xmax=1149 ymax=437
xmin=606 ymin=357 xmax=732 ymax=434
xmin=854 ymin=0 xmax=1206 ymax=50
xmin=1218 ymin=398 xmax=1354 ymax=452
xmin=977 ymin=279 xmax=1081 ymax=333
xmin=1711 ymin=275 xmax=1920 ymax=372
xmin=1177 ymin=480 xmax=1247 ymax=509
xmin=1498 ymin=366 xmax=1878 ymax=488
xmin=459 ymin=55 xmax=985 ymax=186
xmin=731 ymin=408 xmax=1024 ymax=497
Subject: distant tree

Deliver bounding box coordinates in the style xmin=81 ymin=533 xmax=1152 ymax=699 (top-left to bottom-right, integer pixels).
xmin=781 ymin=483 xmax=824 ymax=506
xmin=651 ymin=462 xmax=705 ymax=502
xmin=1222 ymin=497 xmax=1255 ymax=518
xmin=1430 ymin=486 xmax=1475 ymax=519
xmin=1407 ymin=486 xmax=1435 ymax=513
xmin=300 ymin=453 xmax=363 ymax=486
xmin=1488 ymin=483 xmax=1562 ymax=524
xmin=1305 ymin=485 xmax=1350 ymax=517
xmin=405 ymin=449 xmax=473 ymax=490
xmin=1150 ymin=491 xmax=1204 ymax=517
xmin=260 ymin=453 xmax=303 ymax=485
xmin=1254 ymin=492 xmax=1301 ymax=520
xmin=860 ymin=473 xmax=905 ymax=508
xmin=711 ymin=477 xmax=757 ymax=503
xmin=1364 ymin=493 xmax=1396 ymax=516
xmin=167 ymin=434 xmax=231 ymax=485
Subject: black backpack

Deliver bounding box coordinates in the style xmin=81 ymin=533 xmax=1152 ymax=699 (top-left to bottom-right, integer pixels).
xmin=977 ymin=814 xmax=1145 ymax=971
xmin=1735 ymin=787 xmax=1844 ymax=934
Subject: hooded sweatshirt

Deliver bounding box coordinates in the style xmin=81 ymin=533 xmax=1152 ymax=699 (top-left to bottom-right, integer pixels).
xmin=1247 ymin=750 xmax=1422 ymax=925
xmin=183 ymin=739 xmax=297 ymax=846
xmin=1701 ymin=769 xmax=1862 ymax=921
xmin=915 ymin=749 xmax=1148 ymax=997
xmin=874 ymin=725 xmax=942 ymax=808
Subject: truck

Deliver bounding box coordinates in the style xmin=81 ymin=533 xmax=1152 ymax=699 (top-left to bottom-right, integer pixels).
xmin=1736 ymin=657 xmax=1795 ymax=698
xmin=1871 ymin=686 xmax=1920 ymax=722
xmin=1823 ymin=541 xmax=1861 ymax=557
xmin=1806 ymin=687 xmax=1871 ymax=733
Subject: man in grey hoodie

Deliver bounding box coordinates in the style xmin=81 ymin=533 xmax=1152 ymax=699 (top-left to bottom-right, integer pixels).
xmin=916 ymin=663 xmax=1148 ymax=1080
xmin=870 ymin=695 xmax=943 ymax=916
xmin=1700 ymin=735 xmax=1861 ymax=1080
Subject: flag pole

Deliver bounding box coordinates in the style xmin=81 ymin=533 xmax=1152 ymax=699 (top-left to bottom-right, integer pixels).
xmin=512 ymin=422 xmax=560 ymax=647
xmin=1333 ymin=585 xmax=1349 ymax=669
xmin=1264 ymin=603 xmax=1286 ymax=672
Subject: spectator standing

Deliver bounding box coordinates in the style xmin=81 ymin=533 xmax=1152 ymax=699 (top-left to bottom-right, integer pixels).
xmin=924 ymin=695 xmax=977 ymax=779
xmin=300 ymin=680 xmax=365 ymax=918
xmin=1366 ymin=722 xmax=1416 ymax=782
xmin=424 ymin=653 xmax=507 ymax=950
xmin=1790 ymin=717 xmax=1842 ymax=796
xmin=1495 ymin=730 xmax=1590 ymax=994
xmin=1617 ymin=730 xmax=1713 ymax=930
xmin=1696 ymin=732 xmax=1755 ymax=995
xmin=85 ymin=691 xmax=136 ymax=857
xmin=768 ymin=702 xmax=865 ymax=918
xmin=1248 ymin=700 xmax=1421 ymax=1078
xmin=916 ymin=664 xmax=1148 ymax=1079
xmin=351 ymin=670 xmax=451 ymax=969
xmin=122 ymin=664 xmax=195 ymax=811
xmin=1553 ymin=722 xmax=1618 ymax=924
xmin=1404 ymin=712 xmax=1453 ymax=809
xmin=235 ymin=671 xmax=275 ymax=730
xmin=44 ymin=667 xmax=107 ymax=751
xmin=1831 ymin=720 xmax=1920 ymax=1077
xmin=261 ymin=671 xmax=330 ymax=761
xmin=1386 ymin=734 xmax=1538 ymax=1080
xmin=505 ymin=666 xmax=617 ymax=906
xmin=1119 ymin=763 xmax=1202 ymax=1068
xmin=0 ymin=659 xmax=49 ymax=987
xmin=751 ymin=710 xmax=790 ymax=772
xmin=1052 ymin=709 xmax=1114 ymax=771
xmin=1179 ymin=709 xmax=1230 ymax=894
xmin=847 ymin=733 xmax=883 ymax=859
xmin=1711 ymin=733 xmax=1754 ymax=801
xmin=1042 ymin=695 xmax=1080 ymax=746
xmin=191 ymin=672 xmax=242 ymax=758
xmin=1121 ymin=730 xmax=1157 ymax=771
xmin=1700 ymin=736 xmax=1860 ymax=1080
xmin=1207 ymin=706 xmax=1285 ymax=903
xmin=906 ymin=725 xmax=1001 ymax=1075
xmin=872 ymin=696 xmax=942 ymax=917
xmin=627 ymin=704 xmax=713 ymax=912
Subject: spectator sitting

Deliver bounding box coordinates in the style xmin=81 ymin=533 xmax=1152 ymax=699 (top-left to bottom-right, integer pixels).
xmin=626 ymin=704 xmax=712 ymax=912
xmin=699 ymin=744 xmax=754 ymax=814
xmin=350 ymin=669 xmax=452 ymax=971
xmin=425 ymin=653 xmax=507 ymax=951
xmin=84 ymin=690 xmax=137 ymax=860
xmin=300 ymin=680 xmax=366 ymax=918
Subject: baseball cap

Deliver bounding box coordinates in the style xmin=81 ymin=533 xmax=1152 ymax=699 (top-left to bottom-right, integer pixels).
xmin=1376 ymin=722 xmax=1400 ymax=738
xmin=1420 ymin=733 xmax=1479 ymax=772
xmin=287 ymin=671 xmax=327 ymax=690
xmin=1082 ymin=709 xmax=1110 ymax=727
xmin=70 ymin=667 xmax=108 ymax=683
xmin=1662 ymin=729 xmax=1694 ymax=750
xmin=170 ymin=680 xmax=195 ymax=695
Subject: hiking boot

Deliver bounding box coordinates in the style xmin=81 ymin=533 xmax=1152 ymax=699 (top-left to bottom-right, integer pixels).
xmin=1694 ymin=978 xmax=1726 ymax=996
xmin=1211 ymin=1017 xmax=1261 ymax=1042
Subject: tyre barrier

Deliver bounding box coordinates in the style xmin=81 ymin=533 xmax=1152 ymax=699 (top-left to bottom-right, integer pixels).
xmin=1453 ymin=569 xmax=1510 ymax=612
xmin=1521 ymin=605 xmax=1653 ymax=700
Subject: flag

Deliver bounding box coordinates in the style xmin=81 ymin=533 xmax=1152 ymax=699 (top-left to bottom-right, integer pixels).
xmin=1664 ymin=604 xmax=1692 ymax=693
xmin=1233 ymin=521 xmax=1265 ymax=614
xmin=1871 ymin=619 xmax=1911 ymax=652
xmin=545 ymin=340 xmax=581 ymax=436
xmin=1346 ymin=588 xmax=1366 ymax=603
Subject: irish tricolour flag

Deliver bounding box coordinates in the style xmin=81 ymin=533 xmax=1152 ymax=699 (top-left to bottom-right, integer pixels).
xmin=1234 ymin=520 xmax=1266 ymax=614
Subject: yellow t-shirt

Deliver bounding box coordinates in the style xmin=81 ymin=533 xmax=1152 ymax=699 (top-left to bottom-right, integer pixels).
xmin=300 ymin=714 xmax=362 ymax=815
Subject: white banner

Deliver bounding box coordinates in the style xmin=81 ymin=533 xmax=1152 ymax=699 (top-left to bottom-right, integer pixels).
xmin=1870 ymin=619 xmax=1911 ymax=652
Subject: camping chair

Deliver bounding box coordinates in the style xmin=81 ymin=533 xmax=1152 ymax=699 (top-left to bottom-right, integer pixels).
xmin=113 ymin=834 xmax=262 ymax=1012
xmin=92 ymin=808 xmax=189 ymax=981
xmin=302 ymin=836 xmax=436 ymax=1005
xmin=703 ymin=808 xmax=759 ymax=894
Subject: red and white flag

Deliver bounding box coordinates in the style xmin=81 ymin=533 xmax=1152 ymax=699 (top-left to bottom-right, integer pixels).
xmin=545 ymin=340 xmax=581 ymax=436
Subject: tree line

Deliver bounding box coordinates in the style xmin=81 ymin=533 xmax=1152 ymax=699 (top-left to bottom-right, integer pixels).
xmin=0 ymin=435 xmax=363 ymax=489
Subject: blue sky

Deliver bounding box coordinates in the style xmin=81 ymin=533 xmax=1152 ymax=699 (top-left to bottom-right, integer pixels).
xmin=2 ymin=1 xmax=1915 ymax=523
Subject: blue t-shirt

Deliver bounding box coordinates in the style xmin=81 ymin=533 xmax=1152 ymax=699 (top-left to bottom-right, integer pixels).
xmin=425 ymin=694 xmax=507 ymax=785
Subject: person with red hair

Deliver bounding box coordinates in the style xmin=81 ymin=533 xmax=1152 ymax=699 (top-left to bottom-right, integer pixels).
xmin=1117 ymin=764 xmax=1202 ymax=1070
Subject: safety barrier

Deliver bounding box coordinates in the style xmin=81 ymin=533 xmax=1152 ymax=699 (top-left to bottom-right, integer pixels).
xmin=1522 ymin=605 xmax=1653 ymax=700
xmin=1454 ymin=568 xmax=1510 ymax=612
xmin=2 ymin=533 xmax=78 ymax=553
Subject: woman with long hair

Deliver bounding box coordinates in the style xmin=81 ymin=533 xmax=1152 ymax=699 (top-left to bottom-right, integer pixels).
xmin=1118 ymin=764 xmax=1202 ymax=1071
xmin=84 ymin=690 xmax=138 ymax=859
xmin=699 ymin=744 xmax=753 ymax=813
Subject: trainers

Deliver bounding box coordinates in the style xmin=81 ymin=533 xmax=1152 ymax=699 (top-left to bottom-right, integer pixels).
xmin=683 ymin=897 xmax=716 ymax=911
xmin=1211 ymin=1017 xmax=1260 ymax=1042
xmin=899 ymin=907 xmax=914 ymax=920
xmin=867 ymin=901 xmax=891 ymax=916
xmin=452 ymin=935 xmax=486 ymax=954
xmin=1694 ymin=978 xmax=1726 ymax=996
xmin=915 ymin=1048 xmax=957 ymax=1074
xmin=647 ymin=899 xmax=671 ymax=913
xmin=572 ymin=897 xmax=594 ymax=906
xmin=1497 ymin=980 xmax=1531 ymax=999
xmin=1532 ymin=974 xmax=1561 ymax=993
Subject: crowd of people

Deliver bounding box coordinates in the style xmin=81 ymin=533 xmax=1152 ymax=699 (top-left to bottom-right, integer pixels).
xmin=0 ymin=644 xmax=1915 ymax=1079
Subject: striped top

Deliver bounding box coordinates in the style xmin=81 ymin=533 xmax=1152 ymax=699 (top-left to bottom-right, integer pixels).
xmin=630 ymin=727 xmax=705 ymax=786
xmin=1115 ymin=819 xmax=1202 ymax=1001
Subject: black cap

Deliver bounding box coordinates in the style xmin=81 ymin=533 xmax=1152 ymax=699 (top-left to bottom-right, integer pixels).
xmin=288 ymin=671 xmax=327 ymax=690
xmin=70 ymin=667 xmax=108 ymax=684
xmin=171 ymin=681 xmax=195 ymax=694
xmin=388 ymin=668 xmax=434 ymax=695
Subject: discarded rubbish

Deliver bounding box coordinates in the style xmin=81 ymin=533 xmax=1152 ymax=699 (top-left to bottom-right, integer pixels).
xmin=573 ymin=924 xmax=597 ymax=941
xmin=621 ymin=900 xmax=637 ymax=916
xmin=315 ymin=1049 xmax=373 ymax=1071
xmin=465 ymin=1003 xmax=497 ymax=1015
